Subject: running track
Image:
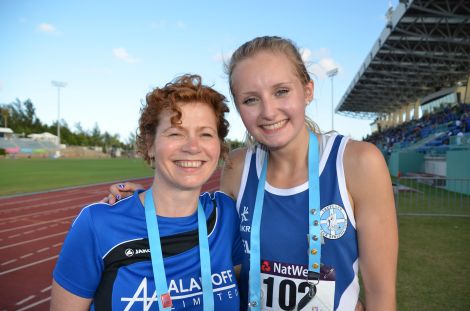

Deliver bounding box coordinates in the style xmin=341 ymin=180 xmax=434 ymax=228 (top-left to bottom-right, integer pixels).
xmin=0 ymin=169 xmax=221 ymax=311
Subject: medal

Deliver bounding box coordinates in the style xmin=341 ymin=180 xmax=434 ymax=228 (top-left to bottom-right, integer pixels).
xmin=297 ymin=283 xmax=317 ymax=311
xmin=160 ymin=293 xmax=173 ymax=309
xmin=248 ymin=130 xmax=321 ymax=310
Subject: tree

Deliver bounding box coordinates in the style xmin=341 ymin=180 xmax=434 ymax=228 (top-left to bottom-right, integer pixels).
xmin=125 ymin=132 xmax=137 ymax=150
xmin=2 ymin=99 xmax=129 ymax=149
xmin=0 ymin=105 xmax=10 ymax=128
xmin=90 ymin=123 xmax=102 ymax=146
xmin=228 ymin=139 xmax=245 ymax=150
xmin=3 ymin=99 xmax=44 ymax=135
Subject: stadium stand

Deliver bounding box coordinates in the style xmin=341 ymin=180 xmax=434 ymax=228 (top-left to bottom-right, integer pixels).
xmin=0 ymin=135 xmax=110 ymax=158
xmin=0 ymin=128 xmax=60 ymax=158
xmin=365 ymin=103 xmax=470 ymax=157
xmin=335 ymin=0 xmax=470 ymax=183
xmin=0 ymin=136 xmax=58 ymax=157
xmin=0 ymin=127 xmax=13 ymax=138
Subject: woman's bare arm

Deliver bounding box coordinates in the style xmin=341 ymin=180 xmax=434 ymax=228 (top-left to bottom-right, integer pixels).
xmin=345 ymin=141 xmax=398 ymax=311
xmin=50 ymin=280 xmax=92 ymax=311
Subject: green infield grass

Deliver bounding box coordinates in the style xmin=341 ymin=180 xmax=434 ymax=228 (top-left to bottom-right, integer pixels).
xmin=396 ymin=216 xmax=470 ymax=310
xmin=358 ymin=216 xmax=470 ymax=310
xmin=0 ymin=158 xmax=153 ymax=196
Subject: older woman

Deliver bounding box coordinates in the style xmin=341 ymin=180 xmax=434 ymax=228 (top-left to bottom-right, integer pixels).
xmin=51 ymin=75 xmax=242 ymax=310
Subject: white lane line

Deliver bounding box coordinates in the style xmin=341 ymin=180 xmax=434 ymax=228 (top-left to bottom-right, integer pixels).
xmin=0 ymin=232 xmax=67 ymax=250
xmin=0 ymin=202 xmax=79 ymax=222
xmin=16 ymin=295 xmax=36 ymax=305
xmin=20 ymin=253 xmax=34 ymax=259
xmin=37 ymin=247 xmax=49 ymax=253
xmin=0 ymin=255 xmax=58 ymax=276
xmin=16 ymin=296 xmax=51 ymax=311
xmin=8 ymin=233 xmax=21 ymax=238
xmin=41 ymin=285 xmax=52 ymax=293
xmin=0 ymin=187 xmax=110 ymax=210
xmin=1 ymin=258 xmax=18 ymax=265
xmin=52 ymin=242 xmax=63 ymax=248
xmin=0 ymin=215 xmax=75 ymax=234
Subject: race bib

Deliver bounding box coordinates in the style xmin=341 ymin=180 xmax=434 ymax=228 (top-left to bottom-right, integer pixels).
xmin=259 ymin=260 xmax=335 ymax=311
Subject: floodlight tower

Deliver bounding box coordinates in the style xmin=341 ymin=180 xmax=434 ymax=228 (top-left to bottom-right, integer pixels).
xmin=51 ymin=80 xmax=67 ymax=145
xmin=326 ymin=68 xmax=338 ymax=131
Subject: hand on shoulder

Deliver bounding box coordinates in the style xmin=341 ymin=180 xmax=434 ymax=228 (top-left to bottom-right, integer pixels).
xmin=100 ymin=182 xmax=144 ymax=204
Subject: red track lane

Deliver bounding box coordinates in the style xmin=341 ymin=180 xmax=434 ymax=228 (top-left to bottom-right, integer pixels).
xmin=0 ymin=169 xmax=221 ymax=310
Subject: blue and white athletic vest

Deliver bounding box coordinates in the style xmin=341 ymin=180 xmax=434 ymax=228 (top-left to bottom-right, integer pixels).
xmin=237 ymin=134 xmax=359 ymax=311
xmin=53 ymin=191 xmax=243 ymax=310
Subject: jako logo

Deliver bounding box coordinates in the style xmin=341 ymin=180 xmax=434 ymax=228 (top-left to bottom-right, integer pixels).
xmin=125 ymin=248 xmax=134 ymax=257
xmin=135 ymin=249 xmax=150 ymax=255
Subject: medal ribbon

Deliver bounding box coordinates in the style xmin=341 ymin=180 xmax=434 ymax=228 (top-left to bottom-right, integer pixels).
xmin=248 ymin=131 xmax=321 ymax=310
xmin=144 ymin=189 xmax=214 ymax=310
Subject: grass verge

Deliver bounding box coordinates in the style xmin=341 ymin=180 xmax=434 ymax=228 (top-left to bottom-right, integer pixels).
xmin=0 ymin=158 xmax=153 ymax=196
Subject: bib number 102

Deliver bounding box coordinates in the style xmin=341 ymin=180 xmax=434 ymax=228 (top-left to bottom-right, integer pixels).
xmin=263 ymin=277 xmax=312 ymax=310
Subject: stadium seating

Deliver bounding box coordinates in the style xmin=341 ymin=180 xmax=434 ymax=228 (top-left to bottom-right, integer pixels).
xmin=365 ymin=103 xmax=470 ymax=157
xmin=0 ymin=137 xmax=58 ymax=156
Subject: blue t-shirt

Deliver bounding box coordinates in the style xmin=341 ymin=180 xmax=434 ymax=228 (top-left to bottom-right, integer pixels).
xmin=53 ymin=191 xmax=243 ymax=310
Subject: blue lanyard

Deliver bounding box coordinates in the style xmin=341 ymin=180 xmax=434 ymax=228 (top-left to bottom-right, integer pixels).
xmin=144 ymin=189 xmax=214 ymax=310
xmin=248 ymin=131 xmax=321 ymax=310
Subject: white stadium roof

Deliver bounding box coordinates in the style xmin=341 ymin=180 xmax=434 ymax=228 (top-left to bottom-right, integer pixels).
xmin=337 ymin=0 xmax=470 ymax=119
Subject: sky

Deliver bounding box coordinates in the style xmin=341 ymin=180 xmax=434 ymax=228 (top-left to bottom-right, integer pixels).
xmin=0 ymin=0 xmax=400 ymax=143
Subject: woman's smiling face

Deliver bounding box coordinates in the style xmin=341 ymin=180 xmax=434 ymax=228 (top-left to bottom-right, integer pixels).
xmin=150 ymin=102 xmax=220 ymax=191
xmin=231 ymin=51 xmax=313 ymax=150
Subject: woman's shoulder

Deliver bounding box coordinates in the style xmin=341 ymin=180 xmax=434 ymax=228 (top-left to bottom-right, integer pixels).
xmin=213 ymin=190 xmax=236 ymax=204
xmin=344 ymin=139 xmax=384 ymax=166
xmin=343 ymin=139 xmax=389 ymax=186
xmin=74 ymin=193 xmax=139 ymax=225
xmin=199 ymin=191 xmax=236 ymax=207
xmin=200 ymin=191 xmax=238 ymax=218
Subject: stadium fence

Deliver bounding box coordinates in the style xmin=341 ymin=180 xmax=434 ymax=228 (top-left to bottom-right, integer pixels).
xmin=394 ymin=176 xmax=470 ymax=216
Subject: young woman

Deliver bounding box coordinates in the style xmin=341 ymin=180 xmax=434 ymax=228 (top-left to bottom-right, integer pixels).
xmin=51 ymin=75 xmax=242 ymax=310
xmin=106 ymin=36 xmax=398 ymax=311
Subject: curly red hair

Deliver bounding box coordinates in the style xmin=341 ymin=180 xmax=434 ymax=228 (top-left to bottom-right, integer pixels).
xmin=137 ymin=74 xmax=230 ymax=165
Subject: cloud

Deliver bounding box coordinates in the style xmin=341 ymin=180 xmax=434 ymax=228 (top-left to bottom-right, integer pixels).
xmin=302 ymin=48 xmax=341 ymax=80
xmin=300 ymin=48 xmax=312 ymax=62
xmin=38 ymin=23 xmax=57 ymax=33
xmin=213 ymin=47 xmax=341 ymax=80
xmin=112 ymin=48 xmax=140 ymax=64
